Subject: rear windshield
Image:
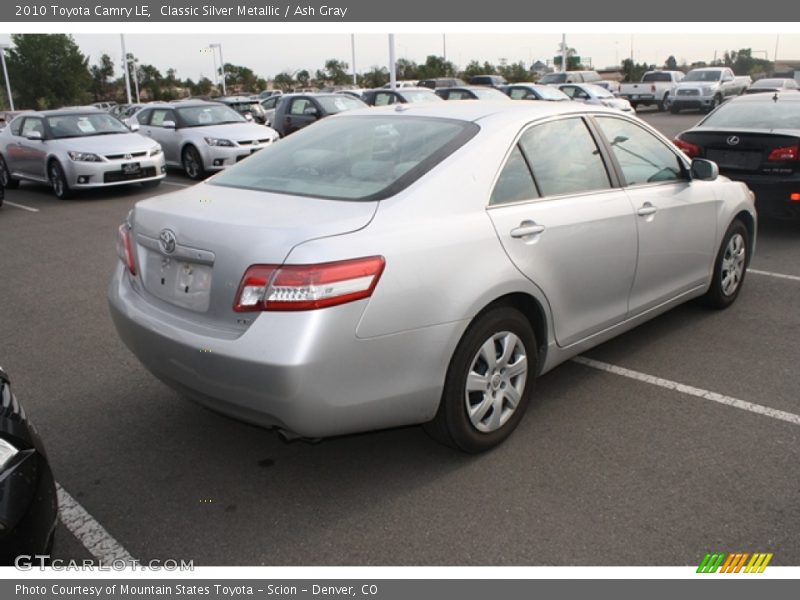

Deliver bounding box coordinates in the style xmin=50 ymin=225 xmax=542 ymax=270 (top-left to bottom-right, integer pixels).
xmin=539 ymin=73 xmax=566 ymax=84
xmin=472 ymin=87 xmax=510 ymax=100
xmin=210 ymin=115 xmax=478 ymax=201
xmin=642 ymin=72 xmax=674 ymax=82
xmin=701 ymin=100 xmax=800 ymax=129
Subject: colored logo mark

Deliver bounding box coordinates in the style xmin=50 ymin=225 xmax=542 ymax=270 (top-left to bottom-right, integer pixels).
xmin=697 ymin=552 xmax=773 ymax=573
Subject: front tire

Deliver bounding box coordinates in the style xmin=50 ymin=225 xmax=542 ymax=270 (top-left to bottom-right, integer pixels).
xmin=49 ymin=161 xmax=72 ymax=199
xmin=182 ymin=145 xmax=206 ymax=180
xmin=702 ymin=220 xmax=749 ymax=309
xmin=424 ymin=306 xmax=537 ymax=453
xmin=0 ymin=154 xmax=19 ymax=189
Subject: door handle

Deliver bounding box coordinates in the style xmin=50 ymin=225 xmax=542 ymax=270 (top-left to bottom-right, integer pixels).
xmin=637 ymin=203 xmax=658 ymax=216
xmin=510 ymin=221 xmax=546 ymax=238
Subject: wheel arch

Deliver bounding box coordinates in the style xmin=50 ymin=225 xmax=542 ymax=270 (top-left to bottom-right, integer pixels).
xmin=733 ymin=209 xmax=756 ymax=265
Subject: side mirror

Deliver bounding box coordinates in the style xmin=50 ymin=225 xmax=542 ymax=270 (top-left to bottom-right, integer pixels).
xmin=162 ymin=120 xmax=176 ymax=129
xmin=691 ymin=158 xmax=718 ymax=181
xmin=303 ymin=106 xmax=319 ymax=118
xmin=128 ymin=123 xmax=140 ymax=132
xmin=244 ymin=113 xmax=254 ymax=121
xmin=26 ymin=130 xmax=43 ymax=141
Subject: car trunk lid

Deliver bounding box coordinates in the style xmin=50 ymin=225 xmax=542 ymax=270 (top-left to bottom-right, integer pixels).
xmin=680 ymin=128 xmax=800 ymax=174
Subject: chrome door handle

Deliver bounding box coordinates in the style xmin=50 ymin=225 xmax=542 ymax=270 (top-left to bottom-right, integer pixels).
xmin=510 ymin=221 xmax=546 ymax=238
xmin=637 ymin=203 xmax=658 ymax=216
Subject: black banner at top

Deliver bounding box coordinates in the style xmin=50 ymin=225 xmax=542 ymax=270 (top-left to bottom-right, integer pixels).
xmin=2 ymin=0 xmax=799 ymax=22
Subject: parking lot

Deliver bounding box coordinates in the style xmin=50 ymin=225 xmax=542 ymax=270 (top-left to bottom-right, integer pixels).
xmin=1 ymin=109 xmax=799 ymax=566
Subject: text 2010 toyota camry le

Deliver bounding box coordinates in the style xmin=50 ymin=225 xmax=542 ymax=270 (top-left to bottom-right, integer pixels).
xmin=108 ymin=102 xmax=756 ymax=452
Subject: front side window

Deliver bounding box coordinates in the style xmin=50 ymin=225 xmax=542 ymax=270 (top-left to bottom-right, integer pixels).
xmin=21 ymin=118 xmax=44 ymax=138
xmin=210 ymin=115 xmax=478 ymax=201
xmin=373 ymin=92 xmax=396 ymax=106
xmin=289 ymin=98 xmax=312 ymax=115
xmin=595 ymin=117 xmax=685 ymax=186
xmin=149 ymin=109 xmax=176 ymax=127
xmin=316 ymin=96 xmax=366 ymax=114
xmin=519 ymin=118 xmax=611 ymax=196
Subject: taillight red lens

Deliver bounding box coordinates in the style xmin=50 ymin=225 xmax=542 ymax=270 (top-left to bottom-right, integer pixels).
xmin=116 ymin=224 xmax=136 ymax=275
xmin=234 ymin=256 xmax=385 ymax=312
xmin=673 ymin=137 xmax=701 ymax=158
xmin=767 ymin=145 xmax=799 ymax=161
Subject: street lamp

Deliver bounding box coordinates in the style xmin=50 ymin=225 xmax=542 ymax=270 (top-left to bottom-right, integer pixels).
xmin=210 ymin=43 xmax=226 ymax=95
xmin=129 ymin=57 xmax=141 ymax=103
xmin=0 ymin=43 xmax=14 ymax=111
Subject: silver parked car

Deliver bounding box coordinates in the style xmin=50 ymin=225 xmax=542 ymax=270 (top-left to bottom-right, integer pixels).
xmin=109 ymin=102 xmax=756 ymax=452
xmin=129 ymin=101 xmax=279 ymax=180
xmin=558 ymin=83 xmax=634 ymax=113
xmin=0 ymin=109 xmax=166 ymax=198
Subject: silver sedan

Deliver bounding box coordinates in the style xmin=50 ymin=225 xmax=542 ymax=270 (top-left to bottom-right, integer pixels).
xmin=129 ymin=101 xmax=279 ymax=180
xmin=0 ymin=109 xmax=165 ymax=199
xmin=109 ymin=102 xmax=756 ymax=452
xmin=558 ymin=83 xmax=634 ymax=113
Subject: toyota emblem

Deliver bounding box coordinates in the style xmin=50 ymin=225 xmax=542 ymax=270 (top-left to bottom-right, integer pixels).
xmin=726 ymin=135 xmax=740 ymax=146
xmin=159 ymin=229 xmax=177 ymax=254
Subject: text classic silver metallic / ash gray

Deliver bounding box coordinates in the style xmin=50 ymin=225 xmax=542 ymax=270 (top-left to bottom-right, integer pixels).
xmin=108 ymin=101 xmax=757 ymax=452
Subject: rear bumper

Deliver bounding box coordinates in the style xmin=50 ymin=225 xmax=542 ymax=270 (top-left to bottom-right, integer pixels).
xmin=108 ymin=265 xmax=463 ymax=438
xmin=729 ymin=174 xmax=800 ymax=219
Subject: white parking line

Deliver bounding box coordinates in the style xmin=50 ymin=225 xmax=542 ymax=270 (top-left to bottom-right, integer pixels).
xmin=572 ymin=356 xmax=800 ymax=427
xmin=748 ymin=268 xmax=800 ymax=283
xmin=3 ymin=201 xmax=40 ymax=212
xmin=161 ymin=180 xmax=191 ymax=188
xmin=56 ymin=483 xmax=135 ymax=562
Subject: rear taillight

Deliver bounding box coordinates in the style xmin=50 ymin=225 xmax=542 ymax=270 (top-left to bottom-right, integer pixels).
xmin=116 ymin=224 xmax=136 ymax=275
xmin=673 ymin=137 xmax=701 ymax=158
xmin=234 ymin=256 xmax=385 ymax=312
xmin=767 ymin=145 xmax=799 ymax=161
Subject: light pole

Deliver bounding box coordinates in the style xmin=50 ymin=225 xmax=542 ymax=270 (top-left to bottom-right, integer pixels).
xmin=0 ymin=44 xmax=13 ymax=111
xmin=120 ymin=34 xmax=132 ymax=104
xmin=207 ymin=45 xmax=218 ymax=87
xmin=388 ymin=34 xmax=396 ymax=90
xmin=129 ymin=56 xmax=141 ymax=103
xmin=210 ymin=43 xmax=226 ymax=95
xmin=351 ymin=34 xmax=357 ymax=86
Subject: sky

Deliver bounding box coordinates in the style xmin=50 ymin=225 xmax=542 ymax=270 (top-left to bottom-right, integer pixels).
xmin=0 ymin=31 xmax=798 ymax=82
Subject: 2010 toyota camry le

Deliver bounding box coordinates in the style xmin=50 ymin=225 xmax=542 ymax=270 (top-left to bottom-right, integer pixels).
xmin=108 ymin=102 xmax=757 ymax=452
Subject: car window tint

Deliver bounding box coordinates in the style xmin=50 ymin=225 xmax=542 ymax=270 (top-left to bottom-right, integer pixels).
xmin=509 ymin=88 xmax=529 ymax=100
xmin=595 ymin=117 xmax=685 ymax=186
xmin=490 ymin=145 xmax=539 ymax=205
xmin=560 ymin=86 xmax=576 ymax=98
xmin=211 ymin=115 xmax=477 ymax=201
xmin=9 ymin=116 xmax=24 ymax=136
xmin=374 ymin=93 xmax=395 ymax=106
xmin=150 ymin=109 xmax=174 ymax=127
xmin=520 ymin=118 xmax=611 ymax=196
xmin=21 ymin=118 xmax=44 ymax=137
xmin=290 ymin=99 xmax=311 ymax=115
xmin=136 ymin=109 xmax=151 ymax=125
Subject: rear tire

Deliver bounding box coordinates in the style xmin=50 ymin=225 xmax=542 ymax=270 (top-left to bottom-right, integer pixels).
xmin=0 ymin=154 xmax=19 ymax=189
xmin=424 ymin=306 xmax=537 ymax=453
xmin=702 ymin=220 xmax=749 ymax=309
xmin=658 ymin=94 xmax=670 ymax=112
xmin=48 ymin=161 xmax=72 ymax=199
xmin=182 ymin=145 xmax=206 ymax=180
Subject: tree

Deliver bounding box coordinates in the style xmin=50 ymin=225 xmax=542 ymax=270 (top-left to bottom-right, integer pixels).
xmin=553 ymin=44 xmax=582 ymax=70
xmin=5 ymin=34 xmax=91 ymax=109
xmin=417 ymin=55 xmax=457 ymax=79
xmin=222 ymin=63 xmax=261 ymax=93
xmin=498 ymin=61 xmax=530 ymax=83
xmin=273 ymin=71 xmax=295 ymax=91
xmin=138 ymin=64 xmax=163 ymax=100
xmin=320 ymin=59 xmax=351 ymax=86
xmin=295 ymin=70 xmax=310 ymax=88
xmin=621 ymin=58 xmax=654 ymax=82
xmin=395 ymin=58 xmax=419 ymax=81
xmin=89 ymin=53 xmax=115 ymax=102
xmin=665 ymin=55 xmax=678 ymax=70
xmin=360 ymin=66 xmax=388 ymax=89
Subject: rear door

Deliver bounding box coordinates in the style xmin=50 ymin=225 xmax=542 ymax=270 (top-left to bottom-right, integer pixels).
xmin=487 ymin=116 xmax=638 ymax=347
xmin=592 ymin=115 xmax=719 ymax=314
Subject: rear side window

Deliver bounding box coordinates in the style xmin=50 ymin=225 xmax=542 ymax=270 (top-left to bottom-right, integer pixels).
xmin=490 ymin=145 xmax=539 ymax=205
xmin=519 ymin=118 xmax=611 ymax=196
xmin=9 ymin=116 xmax=24 ymax=136
xmin=210 ymin=115 xmax=479 ymax=201
xmin=642 ymin=72 xmax=673 ymax=83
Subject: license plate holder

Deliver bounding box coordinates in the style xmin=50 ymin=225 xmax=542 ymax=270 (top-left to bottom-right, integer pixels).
xmin=122 ymin=162 xmax=141 ymax=175
xmin=144 ymin=252 xmax=213 ymax=312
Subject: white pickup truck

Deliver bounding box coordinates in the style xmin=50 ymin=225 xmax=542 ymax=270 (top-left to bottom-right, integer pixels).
xmin=670 ymin=67 xmax=750 ymax=113
xmin=619 ymin=71 xmax=684 ymax=111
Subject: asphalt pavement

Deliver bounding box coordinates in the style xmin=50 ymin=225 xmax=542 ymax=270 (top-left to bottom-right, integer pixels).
xmin=1 ymin=110 xmax=798 ymax=566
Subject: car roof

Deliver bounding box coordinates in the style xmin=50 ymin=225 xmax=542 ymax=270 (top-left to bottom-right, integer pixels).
xmin=140 ymin=100 xmax=221 ymax=109
xmin=725 ymin=91 xmax=800 ymax=103
xmin=33 ymin=107 xmax=104 ymax=117
xmin=344 ymin=100 xmax=620 ymax=126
